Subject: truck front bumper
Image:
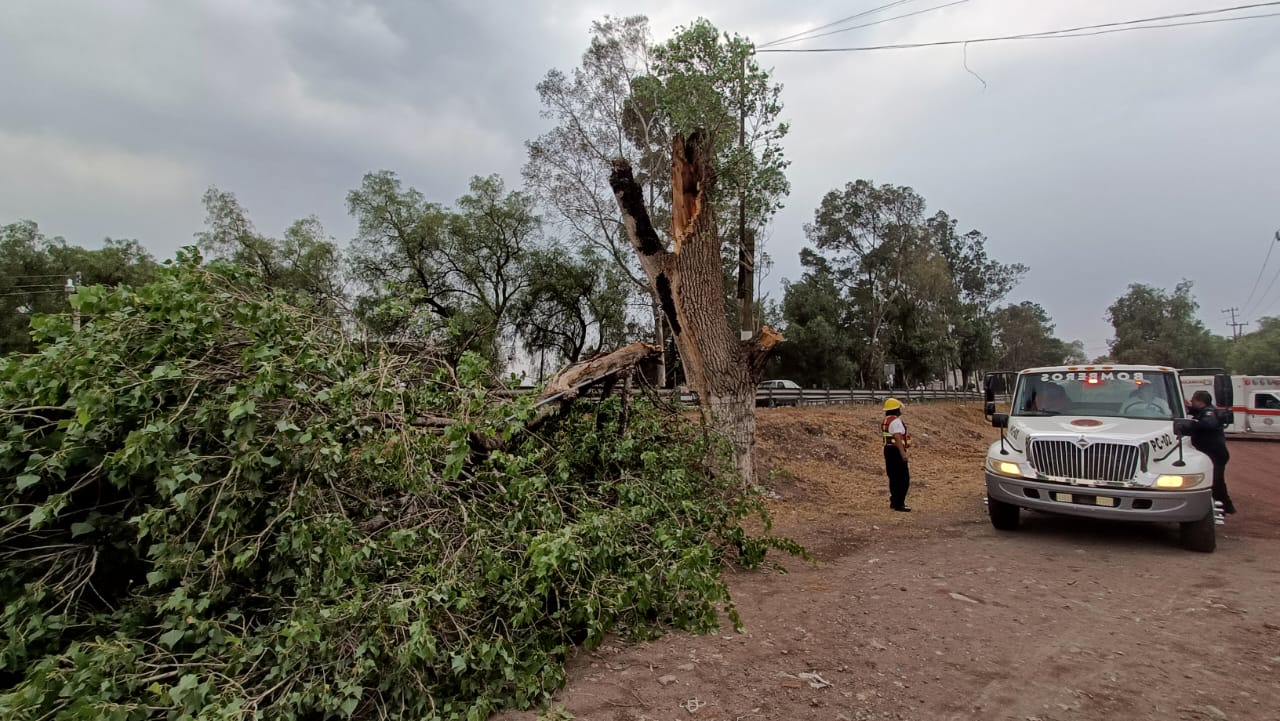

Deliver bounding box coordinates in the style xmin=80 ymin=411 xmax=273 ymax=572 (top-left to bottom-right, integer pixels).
xmin=984 ymin=471 xmax=1216 ymax=524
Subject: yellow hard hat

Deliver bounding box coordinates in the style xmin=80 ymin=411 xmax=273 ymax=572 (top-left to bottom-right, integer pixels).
xmin=883 ymin=398 xmax=902 ymax=411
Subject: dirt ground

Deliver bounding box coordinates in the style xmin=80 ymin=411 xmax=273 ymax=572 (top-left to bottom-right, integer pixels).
xmin=494 ymin=403 xmax=1280 ymax=721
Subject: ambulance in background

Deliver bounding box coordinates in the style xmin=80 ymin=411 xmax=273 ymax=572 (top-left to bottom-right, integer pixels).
xmin=1179 ymin=368 xmax=1280 ymax=437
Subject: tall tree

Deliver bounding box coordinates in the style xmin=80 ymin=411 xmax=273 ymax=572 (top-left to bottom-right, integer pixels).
xmin=991 ymin=301 xmax=1082 ymax=369
xmin=610 ymin=133 xmax=781 ymax=482
xmin=767 ymin=250 xmax=857 ymax=387
xmin=652 ymin=18 xmax=790 ymax=337
xmin=1230 ymin=316 xmax=1280 ymax=374
xmin=0 ymin=221 xmax=157 ymax=354
xmin=526 ymin=15 xmax=790 ymax=382
xmin=511 ymin=244 xmax=630 ymax=373
xmin=803 ymin=180 xmax=931 ymax=387
xmin=346 ymin=172 xmax=539 ymax=364
xmin=928 ymin=211 xmax=1027 ymax=387
xmin=524 ymin=16 xmax=670 ymax=379
xmin=196 ymin=188 xmax=345 ymax=311
xmin=1105 ymin=281 xmax=1226 ymax=368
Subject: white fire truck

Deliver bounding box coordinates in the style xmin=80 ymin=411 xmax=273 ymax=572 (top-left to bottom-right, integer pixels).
xmin=1179 ymin=369 xmax=1280 ymax=438
xmin=982 ymin=365 xmax=1232 ymax=553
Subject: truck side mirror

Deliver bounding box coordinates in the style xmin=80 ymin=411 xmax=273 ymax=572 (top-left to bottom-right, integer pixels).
xmin=1173 ymin=418 xmax=1195 ymax=437
xmin=1213 ymin=373 xmax=1234 ymax=425
xmin=991 ymin=413 xmax=1009 ymax=429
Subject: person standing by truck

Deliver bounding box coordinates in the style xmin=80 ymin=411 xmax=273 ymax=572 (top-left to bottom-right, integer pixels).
xmin=1187 ymin=390 xmax=1236 ymax=514
xmin=882 ymin=398 xmax=912 ymax=512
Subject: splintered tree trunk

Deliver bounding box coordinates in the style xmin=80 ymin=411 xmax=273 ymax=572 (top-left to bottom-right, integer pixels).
xmin=610 ymin=132 xmax=782 ymax=483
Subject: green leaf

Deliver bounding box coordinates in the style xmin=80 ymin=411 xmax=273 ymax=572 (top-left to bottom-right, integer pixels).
xmin=159 ymin=628 xmax=185 ymax=648
xmin=70 ymin=521 xmax=95 ymax=537
xmin=28 ymin=506 xmax=48 ymax=528
xmin=15 ymin=473 xmax=40 ymax=491
xmin=228 ymin=400 xmax=256 ymax=421
xmin=169 ymin=673 xmax=199 ymax=704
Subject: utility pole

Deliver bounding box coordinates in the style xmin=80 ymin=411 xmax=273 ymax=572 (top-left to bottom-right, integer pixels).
xmin=65 ymin=273 xmax=81 ymax=332
xmin=736 ymin=50 xmax=754 ymax=341
xmin=1222 ymin=306 xmax=1245 ymax=340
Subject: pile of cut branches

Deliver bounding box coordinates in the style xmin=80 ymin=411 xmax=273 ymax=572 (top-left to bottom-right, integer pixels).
xmin=0 ymin=250 xmax=801 ymax=721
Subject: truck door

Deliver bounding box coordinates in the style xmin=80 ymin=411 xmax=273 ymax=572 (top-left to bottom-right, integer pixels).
xmin=1247 ymin=391 xmax=1280 ymax=434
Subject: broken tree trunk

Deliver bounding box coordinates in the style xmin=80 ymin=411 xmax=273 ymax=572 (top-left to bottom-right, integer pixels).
xmin=609 ymin=132 xmax=783 ymax=483
xmin=530 ymin=340 xmax=661 ymax=425
xmin=401 ymin=341 xmax=661 ymax=456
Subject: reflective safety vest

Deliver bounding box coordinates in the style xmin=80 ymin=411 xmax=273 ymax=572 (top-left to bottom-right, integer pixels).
xmin=882 ymin=416 xmax=913 ymax=448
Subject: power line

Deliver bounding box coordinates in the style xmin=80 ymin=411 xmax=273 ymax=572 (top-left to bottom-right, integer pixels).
xmin=0 ymin=289 xmax=65 ymax=298
xmin=761 ymin=0 xmax=969 ymax=48
xmin=1245 ymin=230 xmax=1280 ymax=320
xmin=755 ymin=2 xmax=1280 ymax=53
xmin=1238 ymin=238 xmax=1277 ymax=313
xmin=759 ymin=0 xmax=925 ymax=48
xmin=1239 ymin=231 xmax=1280 ymax=316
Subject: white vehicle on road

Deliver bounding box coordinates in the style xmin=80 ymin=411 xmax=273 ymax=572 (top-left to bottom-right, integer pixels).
xmin=1179 ymin=369 xmax=1280 ymax=438
xmin=982 ymin=365 xmax=1232 ymax=552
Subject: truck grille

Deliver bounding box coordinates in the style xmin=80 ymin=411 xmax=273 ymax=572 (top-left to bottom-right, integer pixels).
xmin=1026 ymin=439 xmax=1142 ymax=483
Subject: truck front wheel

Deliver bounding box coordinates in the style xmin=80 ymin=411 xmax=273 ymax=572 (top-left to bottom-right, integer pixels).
xmin=1179 ymin=511 xmax=1216 ymax=553
xmin=988 ymin=496 xmax=1020 ymax=531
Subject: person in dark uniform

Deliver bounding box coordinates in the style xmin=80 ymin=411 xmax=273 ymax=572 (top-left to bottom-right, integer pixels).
xmin=1186 ymin=390 xmax=1236 ymax=514
xmin=882 ymin=398 xmax=913 ymax=512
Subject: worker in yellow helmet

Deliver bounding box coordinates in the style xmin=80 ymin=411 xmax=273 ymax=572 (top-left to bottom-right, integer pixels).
xmin=881 ymin=398 xmax=913 ymax=512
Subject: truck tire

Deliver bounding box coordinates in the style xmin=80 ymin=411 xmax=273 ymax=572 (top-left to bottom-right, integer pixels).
xmin=988 ymin=496 xmax=1020 ymax=531
xmin=1180 ymin=511 xmax=1216 ymax=553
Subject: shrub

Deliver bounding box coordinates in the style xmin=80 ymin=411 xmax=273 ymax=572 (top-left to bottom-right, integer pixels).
xmin=0 ymin=250 xmax=799 ymax=720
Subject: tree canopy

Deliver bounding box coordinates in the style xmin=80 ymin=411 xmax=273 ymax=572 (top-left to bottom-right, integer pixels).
xmin=775 ymin=180 xmax=1039 ymax=387
xmin=1105 ymin=280 xmax=1226 ymax=368
xmin=1230 ymin=316 xmax=1280 ymax=374
xmin=0 ymin=221 xmax=157 ymax=354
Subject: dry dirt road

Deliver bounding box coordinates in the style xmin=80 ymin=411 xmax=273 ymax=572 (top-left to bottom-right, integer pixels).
xmin=495 ymin=405 xmax=1280 ymax=721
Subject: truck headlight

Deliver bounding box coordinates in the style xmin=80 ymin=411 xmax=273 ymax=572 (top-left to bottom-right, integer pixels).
xmin=1155 ymin=473 xmax=1205 ymax=489
xmin=987 ymin=459 xmax=1023 ymax=478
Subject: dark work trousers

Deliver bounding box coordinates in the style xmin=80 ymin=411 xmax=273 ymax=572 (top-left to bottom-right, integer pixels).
xmin=1209 ymin=447 xmax=1233 ymax=509
xmin=884 ymin=444 xmax=910 ymax=508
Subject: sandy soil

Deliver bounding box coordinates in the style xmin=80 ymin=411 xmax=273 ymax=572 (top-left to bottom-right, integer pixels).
xmin=494 ymin=403 xmax=1280 ymax=721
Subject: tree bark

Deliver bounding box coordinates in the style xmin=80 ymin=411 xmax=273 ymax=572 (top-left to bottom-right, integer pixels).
xmin=609 ymin=132 xmax=782 ymax=483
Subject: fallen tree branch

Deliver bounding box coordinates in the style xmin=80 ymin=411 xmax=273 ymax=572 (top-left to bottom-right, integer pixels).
xmin=390 ymin=342 xmax=664 ymax=455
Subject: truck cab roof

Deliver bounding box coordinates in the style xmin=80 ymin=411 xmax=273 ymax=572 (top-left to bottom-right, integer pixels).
xmin=1016 ymin=364 xmax=1176 ymax=375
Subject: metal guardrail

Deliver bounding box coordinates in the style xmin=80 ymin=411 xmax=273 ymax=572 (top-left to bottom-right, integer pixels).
xmin=507 ymin=385 xmax=982 ymax=408
xmin=751 ymin=387 xmax=982 ymax=407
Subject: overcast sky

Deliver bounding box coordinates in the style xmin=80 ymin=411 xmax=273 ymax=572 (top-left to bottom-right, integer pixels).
xmin=2 ymin=0 xmax=1278 ymax=360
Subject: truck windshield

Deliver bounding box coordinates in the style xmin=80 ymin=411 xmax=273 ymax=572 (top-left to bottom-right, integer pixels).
xmin=1012 ymin=370 xmax=1180 ymax=420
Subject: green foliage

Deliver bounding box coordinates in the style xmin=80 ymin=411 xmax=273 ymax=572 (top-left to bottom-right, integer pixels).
xmin=196 ymin=188 xmax=346 ymax=312
xmin=1106 ymin=280 xmax=1226 ymax=368
xmin=652 ymin=17 xmax=791 ymax=236
xmin=511 ymin=245 xmax=630 ymax=367
xmin=347 ymin=172 xmax=538 ymax=366
xmin=991 ymin=301 xmax=1085 ymax=369
xmin=788 ymin=180 xmax=1028 ymax=387
xmin=0 ymin=251 xmax=798 ymax=720
xmin=766 ymin=251 xmax=856 ymax=387
xmin=0 ymin=220 xmax=158 ymax=354
xmin=1229 ymin=316 xmax=1280 ymax=374
xmin=526 ymin=15 xmax=792 ymax=364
